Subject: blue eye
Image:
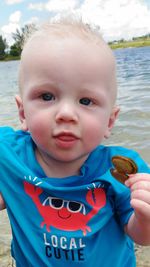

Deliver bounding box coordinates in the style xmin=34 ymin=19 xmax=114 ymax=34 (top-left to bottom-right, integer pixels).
xmin=41 ymin=93 xmax=55 ymax=101
xmin=79 ymin=98 xmax=92 ymax=106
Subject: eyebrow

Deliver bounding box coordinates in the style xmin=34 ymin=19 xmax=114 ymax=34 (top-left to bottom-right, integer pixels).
xmin=30 ymin=82 xmax=58 ymax=91
xmin=79 ymin=87 xmax=107 ymax=98
xmin=28 ymin=82 xmax=60 ymax=96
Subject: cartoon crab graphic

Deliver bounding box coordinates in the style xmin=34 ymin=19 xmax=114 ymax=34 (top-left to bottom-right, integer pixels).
xmin=24 ymin=182 xmax=106 ymax=236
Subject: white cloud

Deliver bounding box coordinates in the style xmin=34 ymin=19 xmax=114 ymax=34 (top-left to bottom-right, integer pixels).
xmin=78 ymin=0 xmax=150 ymax=41
xmin=2 ymin=23 xmax=19 ymax=35
xmin=27 ymin=16 xmax=39 ymax=24
xmin=30 ymin=0 xmax=150 ymax=41
xmin=1 ymin=0 xmax=150 ymax=45
xmin=9 ymin=10 xmax=21 ymax=23
xmin=28 ymin=2 xmax=45 ymax=11
xmin=25 ymin=16 xmax=39 ymax=26
xmin=1 ymin=11 xmax=21 ymax=45
xmin=29 ymin=0 xmax=80 ymax=13
xmin=45 ymin=0 xmax=78 ymax=12
xmin=5 ymin=0 xmax=24 ymax=4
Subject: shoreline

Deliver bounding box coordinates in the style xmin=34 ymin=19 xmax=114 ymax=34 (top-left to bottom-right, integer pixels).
xmin=109 ymin=40 xmax=150 ymax=50
xmin=0 ymin=42 xmax=150 ymax=62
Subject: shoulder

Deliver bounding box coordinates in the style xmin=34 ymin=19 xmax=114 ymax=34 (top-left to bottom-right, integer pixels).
xmin=96 ymin=145 xmax=150 ymax=173
xmin=96 ymin=144 xmax=138 ymax=156
xmin=0 ymin=126 xmax=32 ymax=151
xmin=0 ymin=126 xmax=29 ymax=139
xmin=92 ymin=144 xmax=139 ymax=162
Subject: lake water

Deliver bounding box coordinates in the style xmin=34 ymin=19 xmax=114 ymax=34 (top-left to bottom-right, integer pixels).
xmin=0 ymin=46 xmax=150 ymax=266
xmin=110 ymin=46 xmax=150 ymax=164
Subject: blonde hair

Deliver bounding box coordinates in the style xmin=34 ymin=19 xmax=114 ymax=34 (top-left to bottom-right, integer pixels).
xmin=23 ymin=16 xmax=108 ymax=50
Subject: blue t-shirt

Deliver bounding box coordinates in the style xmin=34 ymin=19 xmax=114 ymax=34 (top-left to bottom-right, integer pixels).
xmin=0 ymin=127 xmax=150 ymax=267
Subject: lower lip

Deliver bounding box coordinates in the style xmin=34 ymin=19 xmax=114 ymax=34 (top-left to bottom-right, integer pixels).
xmin=54 ymin=136 xmax=78 ymax=149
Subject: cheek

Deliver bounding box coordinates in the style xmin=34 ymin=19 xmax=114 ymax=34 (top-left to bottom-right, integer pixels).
xmin=25 ymin=111 xmax=50 ymax=138
xmin=82 ymin=115 xmax=109 ymax=144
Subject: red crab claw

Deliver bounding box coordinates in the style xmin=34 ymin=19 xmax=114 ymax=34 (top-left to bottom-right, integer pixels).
xmin=24 ymin=181 xmax=43 ymax=198
xmin=86 ymin=188 xmax=106 ymax=211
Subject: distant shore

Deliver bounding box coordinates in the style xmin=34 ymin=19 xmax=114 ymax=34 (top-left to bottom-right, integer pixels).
xmin=109 ymin=38 xmax=150 ymax=49
xmin=0 ymin=55 xmax=20 ymax=62
xmin=0 ymin=38 xmax=150 ymax=62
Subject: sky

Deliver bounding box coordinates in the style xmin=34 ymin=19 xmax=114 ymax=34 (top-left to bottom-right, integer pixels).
xmin=0 ymin=0 xmax=150 ymax=45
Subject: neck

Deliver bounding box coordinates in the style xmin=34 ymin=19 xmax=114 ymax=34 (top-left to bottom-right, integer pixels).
xmin=35 ymin=149 xmax=88 ymax=178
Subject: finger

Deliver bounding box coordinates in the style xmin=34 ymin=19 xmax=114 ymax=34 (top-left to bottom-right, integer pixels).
xmin=130 ymin=199 xmax=150 ymax=220
xmin=131 ymin=190 xmax=150 ymax=205
xmin=0 ymin=194 xmax=5 ymax=210
xmin=125 ymin=173 xmax=150 ymax=187
xmin=130 ymin=180 xmax=150 ymax=192
xmin=0 ymin=202 xmax=6 ymax=210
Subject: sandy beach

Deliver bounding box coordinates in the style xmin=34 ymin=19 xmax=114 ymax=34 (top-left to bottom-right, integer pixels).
xmin=136 ymin=246 xmax=150 ymax=267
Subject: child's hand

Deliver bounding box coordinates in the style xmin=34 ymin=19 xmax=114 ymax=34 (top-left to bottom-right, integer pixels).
xmin=0 ymin=193 xmax=5 ymax=210
xmin=125 ymin=173 xmax=150 ymax=222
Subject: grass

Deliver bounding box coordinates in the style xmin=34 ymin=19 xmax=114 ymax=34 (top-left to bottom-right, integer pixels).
xmin=109 ymin=38 xmax=150 ymax=49
xmin=0 ymin=37 xmax=150 ymax=62
xmin=0 ymin=55 xmax=20 ymax=61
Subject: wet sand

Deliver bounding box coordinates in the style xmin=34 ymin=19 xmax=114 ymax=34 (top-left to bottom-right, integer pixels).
xmin=0 ymin=211 xmax=12 ymax=267
xmin=136 ymin=246 xmax=150 ymax=267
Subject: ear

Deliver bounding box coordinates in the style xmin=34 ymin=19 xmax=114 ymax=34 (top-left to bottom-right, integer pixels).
xmin=104 ymin=106 xmax=120 ymax=139
xmin=15 ymin=95 xmax=28 ymax=131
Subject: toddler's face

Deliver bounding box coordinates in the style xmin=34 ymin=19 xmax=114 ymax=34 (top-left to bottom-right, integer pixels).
xmin=17 ymin=36 xmax=119 ymax=167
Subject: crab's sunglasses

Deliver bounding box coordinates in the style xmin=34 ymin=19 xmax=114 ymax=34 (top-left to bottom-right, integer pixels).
xmin=43 ymin=197 xmax=86 ymax=214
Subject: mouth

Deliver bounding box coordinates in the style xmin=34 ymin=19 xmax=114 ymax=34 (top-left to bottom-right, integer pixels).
xmin=53 ymin=132 xmax=79 ymax=149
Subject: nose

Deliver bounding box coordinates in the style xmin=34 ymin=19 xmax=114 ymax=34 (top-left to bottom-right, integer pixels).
xmin=55 ymin=101 xmax=78 ymax=123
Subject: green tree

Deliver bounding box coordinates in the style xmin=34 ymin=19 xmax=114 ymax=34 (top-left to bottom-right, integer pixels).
xmin=9 ymin=43 xmax=20 ymax=57
xmin=0 ymin=35 xmax=7 ymax=60
xmin=12 ymin=23 xmax=37 ymax=56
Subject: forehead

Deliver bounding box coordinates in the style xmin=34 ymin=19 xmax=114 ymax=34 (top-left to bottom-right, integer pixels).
xmin=21 ymin=33 xmax=115 ymax=68
xmin=19 ymin=34 xmax=116 ymax=99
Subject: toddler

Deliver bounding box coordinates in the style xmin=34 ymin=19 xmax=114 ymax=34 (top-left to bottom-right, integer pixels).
xmin=0 ymin=18 xmax=150 ymax=267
